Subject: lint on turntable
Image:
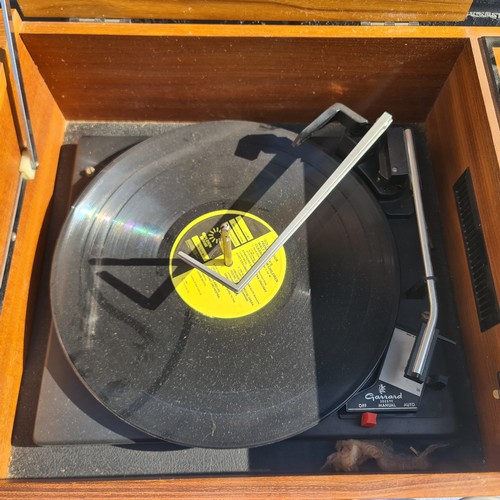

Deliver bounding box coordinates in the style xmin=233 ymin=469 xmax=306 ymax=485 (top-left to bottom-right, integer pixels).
xmin=25 ymin=103 xmax=482 ymax=474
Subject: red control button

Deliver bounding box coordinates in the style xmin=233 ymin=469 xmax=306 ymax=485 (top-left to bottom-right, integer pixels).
xmin=361 ymin=412 xmax=377 ymax=428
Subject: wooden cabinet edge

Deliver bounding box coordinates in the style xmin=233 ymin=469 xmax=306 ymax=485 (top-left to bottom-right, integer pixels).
xmin=1 ymin=15 xmax=499 ymax=494
xmin=0 ymin=15 xmax=65 ymax=477
xmin=426 ymin=40 xmax=500 ymax=467
xmin=1 ymin=472 xmax=500 ymax=498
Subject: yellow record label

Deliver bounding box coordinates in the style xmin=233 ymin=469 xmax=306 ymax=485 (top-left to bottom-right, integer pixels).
xmin=169 ymin=210 xmax=286 ymax=318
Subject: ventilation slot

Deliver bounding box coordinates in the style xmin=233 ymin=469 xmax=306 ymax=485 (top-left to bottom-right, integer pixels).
xmin=454 ymin=169 xmax=500 ymax=332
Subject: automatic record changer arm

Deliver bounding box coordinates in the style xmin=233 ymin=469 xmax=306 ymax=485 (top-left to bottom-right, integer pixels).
xmin=179 ymin=103 xmax=438 ymax=384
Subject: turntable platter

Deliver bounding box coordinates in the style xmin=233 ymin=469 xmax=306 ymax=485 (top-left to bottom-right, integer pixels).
xmin=50 ymin=121 xmax=399 ymax=448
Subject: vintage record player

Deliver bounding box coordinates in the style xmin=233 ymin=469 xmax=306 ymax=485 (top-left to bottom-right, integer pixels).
xmin=1 ymin=0 xmax=500 ymax=497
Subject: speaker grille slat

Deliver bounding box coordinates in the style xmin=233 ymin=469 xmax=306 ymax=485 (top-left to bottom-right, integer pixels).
xmin=454 ymin=169 xmax=500 ymax=332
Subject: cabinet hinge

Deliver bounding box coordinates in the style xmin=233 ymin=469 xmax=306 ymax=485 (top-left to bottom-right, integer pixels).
xmin=69 ymin=18 xmax=132 ymax=23
xmin=361 ymin=21 xmax=420 ymax=26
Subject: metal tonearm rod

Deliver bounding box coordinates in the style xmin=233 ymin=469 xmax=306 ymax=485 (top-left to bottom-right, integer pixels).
xmin=178 ymin=111 xmax=393 ymax=294
xmin=403 ymin=129 xmax=439 ymax=383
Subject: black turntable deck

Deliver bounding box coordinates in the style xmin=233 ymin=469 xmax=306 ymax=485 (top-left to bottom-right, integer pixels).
xmin=51 ymin=120 xmax=402 ymax=449
xmin=10 ymin=119 xmax=484 ymax=477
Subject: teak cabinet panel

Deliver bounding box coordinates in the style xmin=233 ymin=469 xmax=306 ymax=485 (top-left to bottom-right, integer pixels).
xmin=427 ymin=38 xmax=500 ymax=468
xmin=0 ymin=16 xmax=65 ymax=477
xmin=16 ymin=0 xmax=474 ymax=22
xmin=0 ymin=62 xmax=21 ymax=285
xmin=19 ymin=33 xmax=466 ymax=124
xmin=1 ymin=16 xmax=500 ymax=498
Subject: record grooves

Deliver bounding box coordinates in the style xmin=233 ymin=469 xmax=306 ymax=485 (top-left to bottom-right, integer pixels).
xmin=50 ymin=121 xmax=399 ymax=448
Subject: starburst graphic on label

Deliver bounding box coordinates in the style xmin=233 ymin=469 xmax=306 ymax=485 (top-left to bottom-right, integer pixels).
xmin=378 ymin=383 xmax=386 ymax=395
xmin=207 ymin=227 xmax=222 ymax=244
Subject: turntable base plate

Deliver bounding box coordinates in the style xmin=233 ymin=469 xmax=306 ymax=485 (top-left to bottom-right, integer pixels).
xmin=51 ymin=121 xmax=399 ymax=448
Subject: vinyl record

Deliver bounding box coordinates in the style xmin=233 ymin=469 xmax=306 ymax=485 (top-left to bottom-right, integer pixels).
xmin=51 ymin=121 xmax=399 ymax=448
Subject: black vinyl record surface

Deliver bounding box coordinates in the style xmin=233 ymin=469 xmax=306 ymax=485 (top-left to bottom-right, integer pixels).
xmin=51 ymin=121 xmax=399 ymax=448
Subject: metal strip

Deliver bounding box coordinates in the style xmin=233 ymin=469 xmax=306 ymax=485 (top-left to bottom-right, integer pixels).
xmin=1 ymin=0 xmax=39 ymax=169
xmin=178 ymin=112 xmax=393 ymax=293
xmin=0 ymin=174 xmax=26 ymax=311
xmin=0 ymin=175 xmax=22 ymax=288
xmin=0 ymin=1 xmax=39 ymax=311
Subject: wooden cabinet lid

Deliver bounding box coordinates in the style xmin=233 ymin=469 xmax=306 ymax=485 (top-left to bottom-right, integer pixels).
xmin=17 ymin=0 xmax=473 ymax=23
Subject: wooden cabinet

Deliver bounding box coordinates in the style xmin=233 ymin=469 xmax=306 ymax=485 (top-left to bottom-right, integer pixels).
xmin=1 ymin=2 xmax=500 ymax=497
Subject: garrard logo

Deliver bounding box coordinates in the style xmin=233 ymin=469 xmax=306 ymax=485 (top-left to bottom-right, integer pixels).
xmin=365 ymin=383 xmax=402 ymax=403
